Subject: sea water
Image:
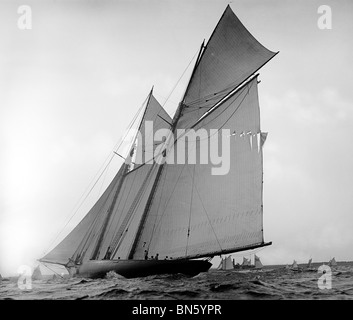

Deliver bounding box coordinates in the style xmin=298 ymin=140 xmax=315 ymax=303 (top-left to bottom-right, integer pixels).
xmin=1 ymin=264 xmax=353 ymax=300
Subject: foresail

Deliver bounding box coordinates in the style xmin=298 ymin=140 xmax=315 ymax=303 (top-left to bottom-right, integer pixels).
xmin=177 ymin=5 xmax=276 ymax=129
xmin=39 ymin=166 xmax=126 ymax=265
xmin=87 ymin=94 xmax=171 ymax=260
xmin=132 ymin=77 xmax=265 ymax=260
xmin=40 ymin=93 xmax=171 ymax=265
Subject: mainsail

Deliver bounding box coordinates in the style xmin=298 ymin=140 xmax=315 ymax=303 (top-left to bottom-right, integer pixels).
xmin=131 ymin=77 xmax=266 ymax=260
xmin=39 ymin=5 xmax=276 ymax=278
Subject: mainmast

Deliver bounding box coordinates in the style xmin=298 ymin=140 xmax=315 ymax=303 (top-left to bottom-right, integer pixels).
xmin=127 ymin=43 xmax=206 ymax=260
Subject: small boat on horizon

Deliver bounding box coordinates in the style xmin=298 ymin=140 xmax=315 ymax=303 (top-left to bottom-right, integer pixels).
xmin=305 ymin=258 xmax=317 ymax=272
xmin=289 ymin=260 xmax=302 ymax=271
xmin=31 ymin=265 xmax=43 ymax=281
xmin=329 ymin=257 xmax=337 ymax=268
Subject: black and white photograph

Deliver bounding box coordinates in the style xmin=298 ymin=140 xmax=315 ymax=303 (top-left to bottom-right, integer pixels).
xmin=1 ymin=0 xmax=352 ymax=307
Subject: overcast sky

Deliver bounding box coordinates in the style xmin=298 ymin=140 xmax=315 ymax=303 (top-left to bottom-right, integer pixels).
xmin=1 ymin=0 xmax=353 ymax=276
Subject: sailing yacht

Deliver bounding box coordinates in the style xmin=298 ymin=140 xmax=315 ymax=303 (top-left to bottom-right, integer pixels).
xmin=39 ymin=5 xmax=277 ymax=279
xmin=329 ymin=257 xmax=337 ymax=268
xmin=254 ymin=255 xmax=263 ymax=269
xmin=32 ymin=266 xmax=43 ymax=281
xmin=217 ymin=256 xmax=234 ymax=271
xmin=306 ymin=258 xmax=316 ymax=272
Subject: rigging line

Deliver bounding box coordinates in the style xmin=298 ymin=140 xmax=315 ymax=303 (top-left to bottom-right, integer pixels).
xmin=192 ymin=80 xmax=253 ymax=131
xmin=154 ymin=93 xmax=179 ymax=107
xmin=162 ymin=48 xmax=200 ymax=108
xmin=114 ymin=93 xmax=150 ymax=153
xmin=122 ymin=126 xmax=175 ymax=177
xmin=152 ymin=83 xmax=249 ymax=161
xmin=43 ymin=95 xmax=149 ymax=255
xmin=182 ymin=73 xmax=258 ymax=118
xmin=73 ymin=169 xmax=127 ymax=260
xmin=120 ymin=84 xmax=249 ymax=180
xmin=185 ymin=162 xmax=196 ymax=257
xmin=155 ymin=81 xmax=251 ymax=161
xmin=98 ymin=158 xmax=111 ymax=198
xmin=181 ymin=80 xmax=239 ymax=107
xmin=41 ymin=263 xmax=64 ymax=279
xmin=43 ymin=152 xmax=115 ymax=255
xmin=76 ymin=190 xmax=115 ymax=260
xmin=183 ymin=98 xmax=247 ymax=142
xmin=140 ymin=108 xmax=172 ymax=162
xmin=73 ymin=194 xmax=109 ymax=256
xmin=43 ymin=101 xmax=145 ymax=255
xmin=44 ymin=153 xmax=116 ymax=255
xmin=185 ymin=162 xmax=223 ymax=254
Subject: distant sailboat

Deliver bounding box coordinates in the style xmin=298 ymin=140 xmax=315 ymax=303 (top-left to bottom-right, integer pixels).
xmin=254 ymin=255 xmax=263 ymax=269
xmin=306 ymin=258 xmax=316 ymax=272
xmin=0 ymin=274 xmax=9 ymax=282
xmin=32 ymin=266 xmax=43 ymax=281
xmin=290 ymin=260 xmax=299 ymax=271
xmin=241 ymin=257 xmax=255 ymax=270
xmin=38 ymin=5 xmax=277 ymax=279
xmin=217 ymin=256 xmax=234 ymax=270
xmin=329 ymin=257 xmax=337 ymax=267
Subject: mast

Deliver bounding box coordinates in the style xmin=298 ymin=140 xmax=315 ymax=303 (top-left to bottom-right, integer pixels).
xmin=127 ymin=44 xmax=205 ymax=260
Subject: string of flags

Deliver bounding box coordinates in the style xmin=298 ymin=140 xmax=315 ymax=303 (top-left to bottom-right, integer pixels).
xmin=229 ymin=130 xmax=268 ymax=152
